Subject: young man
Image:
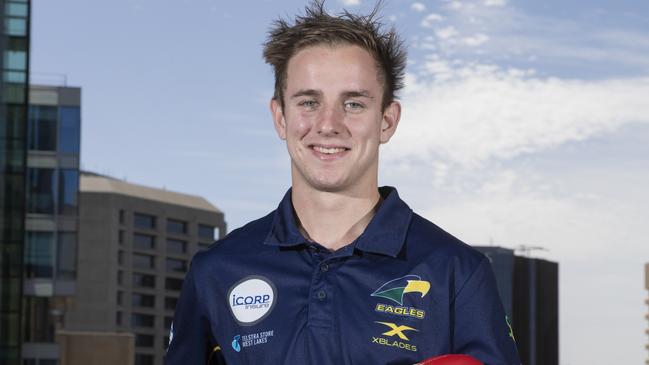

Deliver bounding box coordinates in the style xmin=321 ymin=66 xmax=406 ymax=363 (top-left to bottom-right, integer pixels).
xmin=166 ymin=3 xmax=520 ymax=365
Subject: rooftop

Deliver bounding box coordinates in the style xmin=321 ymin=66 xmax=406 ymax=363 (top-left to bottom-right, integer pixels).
xmin=80 ymin=172 xmax=222 ymax=213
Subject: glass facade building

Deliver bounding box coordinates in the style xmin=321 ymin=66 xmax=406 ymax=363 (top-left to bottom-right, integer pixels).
xmin=1 ymin=1 xmax=30 ymax=364
xmin=22 ymin=85 xmax=81 ymax=365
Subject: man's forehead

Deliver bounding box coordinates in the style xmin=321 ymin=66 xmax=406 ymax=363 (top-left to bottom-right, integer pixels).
xmin=284 ymin=45 xmax=382 ymax=91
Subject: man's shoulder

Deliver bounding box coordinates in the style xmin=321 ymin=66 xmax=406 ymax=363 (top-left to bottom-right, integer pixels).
xmin=406 ymin=212 xmax=485 ymax=266
xmin=192 ymin=210 xmax=276 ymax=264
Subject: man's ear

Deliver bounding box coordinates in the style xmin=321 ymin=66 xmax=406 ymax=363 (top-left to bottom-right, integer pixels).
xmin=270 ymin=98 xmax=287 ymax=140
xmin=380 ymin=100 xmax=401 ymax=144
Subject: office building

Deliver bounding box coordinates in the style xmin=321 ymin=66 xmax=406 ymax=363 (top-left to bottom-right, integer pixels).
xmin=22 ymin=85 xmax=81 ymax=364
xmin=475 ymin=246 xmax=559 ymax=365
xmin=0 ymin=1 xmax=30 ymax=364
xmin=64 ymin=172 xmax=225 ymax=365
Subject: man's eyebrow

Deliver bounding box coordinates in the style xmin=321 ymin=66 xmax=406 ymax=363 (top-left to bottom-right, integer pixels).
xmin=290 ymin=89 xmax=322 ymax=99
xmin=342 ymin=90 xmax=374 ymax=99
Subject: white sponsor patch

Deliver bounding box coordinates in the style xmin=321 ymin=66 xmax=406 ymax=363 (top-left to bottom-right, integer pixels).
xmin=227 ymin=276 xmax=276 ymax=326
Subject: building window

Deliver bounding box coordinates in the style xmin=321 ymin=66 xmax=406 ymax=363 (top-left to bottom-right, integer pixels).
xmin=116 ymin=311 xmax=123 ymax=326
xmin=133 ymin=254 xmax=155 ymax=270
xmin=131 ymin=313 xmax=155 ymax=328
xmin=164 ymin=297 xmax=178 ymax=311
xmin=198 ymin=224 xmax=215 ymax=241
xmin=118 ymin=250 xmax=125 ymax=266
xmin=22 ymin=297 xmax=56 ymax=342
xmin=198 ymin=242 xmax=212 ymax=251
xmin=58 ymin=106 xmax=81 ymax=154
xmin=167 ymin=219 xmax=187 ymax=234
xmin=134 ymin=354 xmax=154 ymax=365
xmin=58 ymin=169 xmax=79 ymax=215
xmin=133 ymin=273 xmax=155 ymax=288
xmin=25 ymin=231 xmax=54 ymax=278
xmin=133 ymin=234 xmax=155 ymax=251
xmin=27 ymin=105 xmax=57 ymax=151
xmin=6 ymin=17 xmax=27 ymax=36
xmin=119 ymin=210 xmax=125 ymax=224
xmin=57 ymin=232 xmax=77 ymax=279
xmin=132 ymin=293 xmax=155 ymax=308
xmin=165 ymin=278 xmax=183 ymax=291
xmin=27 ymin=168 xmax=55 ymax=214
xmin=135 ymin=334 xmax=155 ymax=348
xmin=117 ymin=291 xmax=123 ymax=306
xmin=165 ymin=258 xmax=187 ymax=273
xmin=166 ymin=239 xmax=187 ymax=255
xmin=134 ymin=213 xmax=156 ymax=230
xmin=6 ymin=3 xmax=28 ymax=17
xmin=118 ymin=230 xmax=124 ymax=245
xmin=167 ymin=219 xmax=187 ymax=235
xmin=117 ymin=270 xmax=124 ymax=285
xmin=164 ymin=317 xmax=173 ymax=331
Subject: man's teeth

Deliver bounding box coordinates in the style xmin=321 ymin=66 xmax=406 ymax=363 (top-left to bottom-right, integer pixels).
xmin=313 ymin=146 xmax=346 ymax=154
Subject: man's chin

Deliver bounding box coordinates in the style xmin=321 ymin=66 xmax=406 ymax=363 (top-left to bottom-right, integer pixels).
xmin=303 ymin=176 xmax=350 ymax=193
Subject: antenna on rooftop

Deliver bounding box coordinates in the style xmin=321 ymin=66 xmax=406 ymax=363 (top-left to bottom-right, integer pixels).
xmin=515 ymin=245 xmax=548 ymax=258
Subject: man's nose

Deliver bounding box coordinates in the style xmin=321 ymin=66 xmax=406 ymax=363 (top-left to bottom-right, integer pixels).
xmin=315 ymin=103 xmax=345 ymax=135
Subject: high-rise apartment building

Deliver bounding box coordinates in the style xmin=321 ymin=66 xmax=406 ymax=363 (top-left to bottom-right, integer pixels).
xmin=475 ymin=246 xmax=559 ymax=365
xmin=22 ymin=85 xmax=81 ymax=364
xmin=65 ymin=172 xmax=225 ymax=365
xmin=0 ymin=1 xmax=31 ymax=364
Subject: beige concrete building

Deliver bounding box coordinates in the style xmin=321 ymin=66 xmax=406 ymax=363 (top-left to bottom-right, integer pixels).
xmin=57 ymin=331 xmax=134 ymax=365
xmin=64 ymin=172 xmax=226 ymax=365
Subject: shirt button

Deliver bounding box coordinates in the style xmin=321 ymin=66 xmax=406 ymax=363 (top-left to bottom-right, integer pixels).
xmin=320 ymin=263 xmax=329 ymax=272
xmin=316 ymin=290 xmax=327 ymax=300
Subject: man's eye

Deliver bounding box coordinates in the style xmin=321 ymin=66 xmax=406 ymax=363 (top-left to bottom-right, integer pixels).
xmin=344 ymin=101 xmax=365 ymax=111
xmin=299 ymin=100 xmax=318 ymax=108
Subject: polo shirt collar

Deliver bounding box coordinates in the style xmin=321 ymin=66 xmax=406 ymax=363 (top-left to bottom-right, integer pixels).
xmin=263 ymin=186 xmax=413 ymax=258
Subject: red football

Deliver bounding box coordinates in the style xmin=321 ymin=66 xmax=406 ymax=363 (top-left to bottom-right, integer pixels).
xmin=415 ymin=354 xmax=484 ymax=365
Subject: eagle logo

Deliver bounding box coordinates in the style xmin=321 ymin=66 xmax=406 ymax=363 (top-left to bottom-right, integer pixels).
xmin=371 ymin=275 xmax=430 ymax=305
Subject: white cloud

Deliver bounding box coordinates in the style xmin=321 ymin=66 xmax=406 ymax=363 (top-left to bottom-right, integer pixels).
xmin=462 ymin=33 xmax=489 ymax=46
xmin=420 ymin=13 xmax=444 ymax=28
xmin=387 ymin=64 xmax=649 ymax=167
xmin=339 ymin=0 xmax=361 ymax=5
xmin=435 ymin=26 xmax=459 ymax=40
xmin=484 ymin=0 xmax=507 ymax=7
xmin=449 ymin=1 xmax=464 ymax=10
xmin=411 ymin=2 xmax=426 ymax=12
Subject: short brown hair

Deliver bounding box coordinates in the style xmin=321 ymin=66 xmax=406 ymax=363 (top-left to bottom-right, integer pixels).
xmin=263 ymin=1 xmax=407 ymax=111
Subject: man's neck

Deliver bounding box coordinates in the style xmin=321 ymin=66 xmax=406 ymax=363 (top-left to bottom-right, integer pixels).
xmin=291 ymin=182 xmax=382 ymax=252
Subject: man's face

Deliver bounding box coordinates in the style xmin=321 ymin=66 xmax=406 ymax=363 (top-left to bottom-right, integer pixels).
xmin=271 ymin=44 xmax=400 ymax=193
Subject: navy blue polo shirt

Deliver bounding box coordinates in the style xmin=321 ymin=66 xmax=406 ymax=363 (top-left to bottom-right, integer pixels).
xmin=165 ymin=187 xmax=520 ymax=365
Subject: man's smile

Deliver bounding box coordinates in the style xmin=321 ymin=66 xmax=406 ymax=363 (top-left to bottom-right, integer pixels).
xmin=308 ymin=143 xmax=351 ymax=160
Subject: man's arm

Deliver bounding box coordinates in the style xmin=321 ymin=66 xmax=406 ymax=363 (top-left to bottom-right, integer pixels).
xmin=164 ymin=263 xmax=214 ymax=364
xmin=452 ymin=257 xmax=521 ymax=365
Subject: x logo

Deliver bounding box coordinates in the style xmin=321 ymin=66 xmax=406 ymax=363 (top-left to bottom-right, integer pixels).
xmin=375 ymin=321 xmax=418 ymax=341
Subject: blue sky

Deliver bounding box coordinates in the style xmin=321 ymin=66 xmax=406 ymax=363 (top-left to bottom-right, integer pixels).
xmin=32 ymin=0 xmax=649 ymax=364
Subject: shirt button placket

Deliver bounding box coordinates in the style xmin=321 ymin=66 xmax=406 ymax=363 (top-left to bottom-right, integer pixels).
xmin=308 ymin=250 xmax=334 ymax=328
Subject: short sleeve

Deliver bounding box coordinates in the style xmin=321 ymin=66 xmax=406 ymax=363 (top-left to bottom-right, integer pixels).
xmin=452 ymin=257 xmax=521 ymax=365
xmin=164 ymin=264 xmax=214 ymax=364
